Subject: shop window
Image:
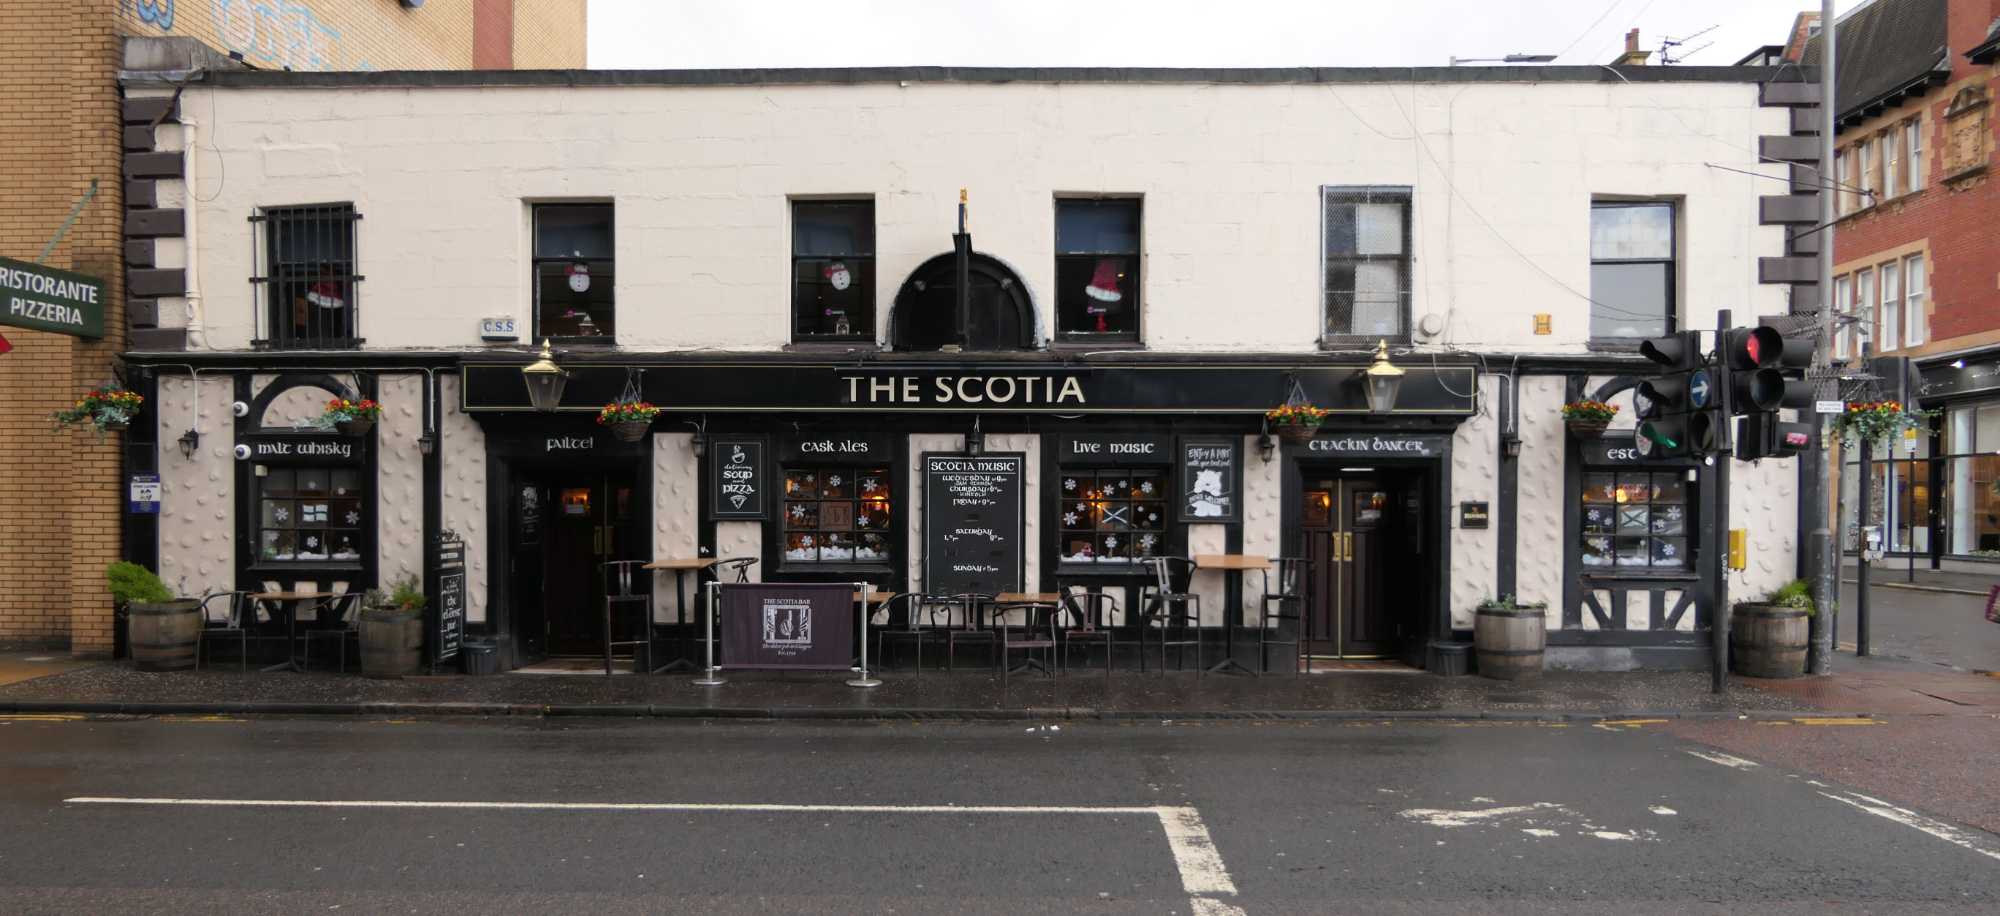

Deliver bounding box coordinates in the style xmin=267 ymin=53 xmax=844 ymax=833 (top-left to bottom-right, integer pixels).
xmin=1588 ymin=201 xmax=1675 ymax=341
xmin=1833 ymin=149 xmax=1849 ymax=215
xmin=1580 ymin=470 xmax=1690 ymax=570
xmin=1055 ymin=198 xmax=1141 ymax=341
xmin=1902 ymin=254 xmax=1926 ymax=347
xmin=1058 ymin=469 xmax=1167 ymax=565
xmin=1854 ymin=268 xmax=1874 ymax=351
xmin=792 ymin=200 xmax=875 ymax=342
xmin=257 ymin=467 xmax=366 ymax=564
xmin=533 ymin=203 xmax=615 ymax=341
xmin=1905 ymin=117 xmax=1925 ymax=191
xmin=1941 ymin=405 xmax=2000 ymax=557
xmin=783 ymin=466 xmax=891 ymax=563
xmin=254 ymin=204 xmax=361 ymax=349
xmin=1832 ymin=274 xmax=1853 ymax=361
xmin=1322 ymin=186 xmax=1411 ymax=342
xmin=1878 ymin=260 xmax=1901 ymax=351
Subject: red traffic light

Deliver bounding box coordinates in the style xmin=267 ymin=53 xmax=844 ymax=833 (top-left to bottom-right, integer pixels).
xmin=1723 ymin=327 xmax=1783 ymax=370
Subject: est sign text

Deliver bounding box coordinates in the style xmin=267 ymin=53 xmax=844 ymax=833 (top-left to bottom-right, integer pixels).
xmin=0 ymin=255 xmax=104 ymax=339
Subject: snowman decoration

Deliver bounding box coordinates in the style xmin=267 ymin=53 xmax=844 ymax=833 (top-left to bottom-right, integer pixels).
xmin=823 ymin=262 xmax=854 ymax=335
xmin=566 ymin=262 xmax=591 ymax=293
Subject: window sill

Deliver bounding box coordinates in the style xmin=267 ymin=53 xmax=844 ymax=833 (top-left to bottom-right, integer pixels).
xmin=783 ymin=340 xmax=880 ymax=354
xmin=1055 ymin=563 xmax=1156 ymax=579
xmin=1050 ymin=338 xmax=1143 ymax=352
xmin=1584 ymin=339 xmax=1647 ymax=354
xmin=1319 ymin=336 xmax=1410 ymax=353
xmin=253 ymin=337 xmax=365 ymax=351
xmin=1578 ymin=569 xmax=1697 ymax=582
xmin=540 ymin=336 xmax=618 ymax=349
xmin=772 ymin=563 xmax=897 ymax=578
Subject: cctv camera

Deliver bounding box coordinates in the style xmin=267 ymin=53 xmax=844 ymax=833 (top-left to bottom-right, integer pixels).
xmin=233 ymin=444 xmax=251 ymax=460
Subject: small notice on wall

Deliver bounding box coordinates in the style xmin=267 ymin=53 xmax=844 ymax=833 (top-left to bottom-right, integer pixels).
xmin=1179 ymin=438 xmax=1238 ymax=521
xmin=128 ymin=473 xmax=161 ymax=515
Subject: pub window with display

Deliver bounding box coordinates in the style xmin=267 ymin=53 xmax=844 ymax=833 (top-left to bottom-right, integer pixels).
xmin=784 ymin=466 xmax=892 ymax=563
xmin=1055 ymin=198 xmax=1141 ymax=341
xmin=1059 ymin=469 xmax=1167 ymax=565
xmin=1580 ymin=471 xmax=1690 ymax=570
xmin=257 ymin=467 xmax=365 ymax=564
xmin=792 ymin=200 xmax=876 ymax=342
xmin=533 ymin=203 xmax=616 ymax=340
xmin=254 ymin=203 xmax=361 ymax=349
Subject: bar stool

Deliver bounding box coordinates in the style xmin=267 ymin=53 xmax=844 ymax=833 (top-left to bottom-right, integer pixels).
xmin=602 ymin=560 xmax=652 ymax=675
xmin=1058 ymin=586 xmax=1119 ymax=681
xmin=1140 ymin=557 xmax=1202 ymax=675
xmin=1258 ymin=557 xmax=1309 ymax=675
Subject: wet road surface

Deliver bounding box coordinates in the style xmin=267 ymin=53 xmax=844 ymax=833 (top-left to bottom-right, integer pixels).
xmin=2 ymin=716 xmax=1996 ymax=914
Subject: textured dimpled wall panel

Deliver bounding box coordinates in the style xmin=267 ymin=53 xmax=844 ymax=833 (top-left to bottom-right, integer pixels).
xmin=653 ymin=433 xmax=698 ymax=620
xmin=375 ymin=375 xmax=426 ymax=585
xmin=156 ymin=376 xmax=236 ymax=595
xmin=1450 ymin=401 xmax=1500 ymax=628
xmin=1239 ymin=434 xmax=1282 ymax=623
xmin=1516 ymin=376 xmax=1568 ymax=628
xmin=260 ymin=383 xmax=340 ymax=429
xmin=1731 ymin=453 xmax=1798 ymax=605
xmin=1185 ymin=524 xmax=1228 ymax=627
xmin=983 ymin=433 xmax=1041 ymax=592
xmin=716 ymin=522 xmax=763 ymax=583
xmin=438 ymin=377 xmax=487 ymax=624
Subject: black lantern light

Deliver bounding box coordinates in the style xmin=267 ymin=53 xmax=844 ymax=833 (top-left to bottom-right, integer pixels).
xmin=521 ymin=339 xmax=568 ymax=413
xmin=418 ymin=431 xmax=437 ymax=456
xmin=1362 ymin=340 xmax=1406 ymax=415
xmin=177 ymin=428 xmax=200 ymax=461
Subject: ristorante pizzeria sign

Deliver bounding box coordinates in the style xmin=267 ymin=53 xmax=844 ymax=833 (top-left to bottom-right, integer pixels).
xmin=0 ymin=255 xmax=104 ymax=339
xmin=461 ymin=362 xmax=1479 ymax=415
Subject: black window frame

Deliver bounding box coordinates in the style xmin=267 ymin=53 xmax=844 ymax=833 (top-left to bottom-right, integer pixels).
xmin=1054 ymin=197 xmax=1143 ymax=343
xmin=1588 ymin=200 xmax=1678 ymax=345
xmin=1054 ymin=466 xmax=1170 ymax=568
xmin=1320 ymin=186 xmax=1413 ymax=346
xmin=1578 ymin=468 xmax=1694 ymax=572
xmin=790 ymin=199 xmax=877 ymax=345
xmin=253 ymin=464 xmax=370 ymax=569
xmin=780 ymin=464 xmax=895 ymax=567
xmin=252 ymin=203 xmax=363 ymax=350
xmin=531 ymin=202 xmax=617 ymax=344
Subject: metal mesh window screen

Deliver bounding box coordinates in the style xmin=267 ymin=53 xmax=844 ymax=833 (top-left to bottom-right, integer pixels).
xmin=252 ymin=204 xmax=362 ymax=349
xmin=1322 ymin=187 xmax=1411 ymax=342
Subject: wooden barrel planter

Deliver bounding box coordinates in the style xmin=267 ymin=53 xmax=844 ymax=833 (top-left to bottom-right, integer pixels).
xmin=1730 ymin=603 xmax=1808 ymax=678
xmin=1474 ymin=602 xmax=1546 ymax=680
xmin=127 ymin=600 xmax=200 ymax=671
xmin=359 ymin=605 xmax=424 ymax=678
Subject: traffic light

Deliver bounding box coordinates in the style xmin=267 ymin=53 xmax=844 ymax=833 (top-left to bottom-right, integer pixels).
xmin=1729 ymin=322 xmax=1818 ymax=461
xmin=1633 ymin=331 xmax=1720 ymax=458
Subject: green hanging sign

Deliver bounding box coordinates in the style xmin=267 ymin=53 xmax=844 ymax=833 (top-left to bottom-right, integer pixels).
xmin=0 ymin=255 xmax=105 ymax=339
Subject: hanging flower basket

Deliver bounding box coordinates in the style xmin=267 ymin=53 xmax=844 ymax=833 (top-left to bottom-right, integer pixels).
xmin=1560 ymin=401 xmax=1618 ymax=438
xmin=598 ymin=398 xmax=660 ymax=443
xmin=320 ymin=397 xmax=383 ymax=437
xmin=51 ymin=387 xmax=143 ymax=439
xmin=1830 ymin=400 xmax=1935 ymax=445
xmin=1266 ymin=403 xmax=1328 ymax=446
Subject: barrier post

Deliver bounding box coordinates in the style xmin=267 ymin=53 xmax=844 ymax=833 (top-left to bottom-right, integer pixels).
xmin=847 ymin=581 xmax=882 ymax=688
xmin=692 ymin=581 xmax=726 ymax=687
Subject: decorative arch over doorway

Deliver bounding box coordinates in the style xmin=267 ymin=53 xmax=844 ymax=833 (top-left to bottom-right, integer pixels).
xmin=889 ymin=251 xmax=1037 ymax=352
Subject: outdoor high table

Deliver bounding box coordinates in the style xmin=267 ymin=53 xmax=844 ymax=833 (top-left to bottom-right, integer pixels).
xmin=1193 ymin=554 xmax=1269 ymax=675
xmin=644 ymin=557 xmax=721 ymax=673
xmin=247 ymin=591 xmax=333 ymax=672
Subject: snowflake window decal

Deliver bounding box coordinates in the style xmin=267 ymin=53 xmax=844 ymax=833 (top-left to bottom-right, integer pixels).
xmin=1139 ymin=533 xmax=1157 ymax=550
xmin=862 ymin=478 xmax=881 ymax=493
xmin=303 ymin=535 xmax=320 ymax=549
xmin=1064 ymin=478 xmax=1077 ymax=491
xmin=1075 ymin=502 xmax=1087 ymax=513
xmin=1063 ymin=511 xmax=1078 ymax=526
xmin=273 ymin=506 xmax=291 ymax=523
xmin=857 ymin=516 xmax=870 ymax=528
xmin=827 ymin=474 xmax=843 ymax=488
xmin=344 ymin=510 xmax=360 ymax=526
xmin=789 ymin=505 xmax=807 ymax=520
xmin=1139 ymin=481 xmax=1155 ymax=495
xmin=1104 ymin=535 xmax=1120 ymax=551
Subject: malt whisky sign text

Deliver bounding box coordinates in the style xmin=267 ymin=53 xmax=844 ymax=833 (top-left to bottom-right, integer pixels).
xmin=0 ymin=255 xmax=104 ymax=339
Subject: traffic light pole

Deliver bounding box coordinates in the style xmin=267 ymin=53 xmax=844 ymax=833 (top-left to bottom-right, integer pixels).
xmin=1803 ymin=0 xmax=1840 ymax=676
xmin=1710 ymin=309 xmax=1733 ymax=695
xmin=1856 ymin=348 xmax=1873 ymax=656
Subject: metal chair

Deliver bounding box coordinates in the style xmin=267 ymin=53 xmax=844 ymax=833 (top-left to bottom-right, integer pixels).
xmin=1258 ymin=557 xmax=1309 ymax=675
xmin=1140 ymin=557 xmax=1202 ymax=675
xmin=874 ymin=592 xmax=942 ymax=674
xmin=196 ymin=590 xmax=254 ymax=671
xmin=1058 ymin=588 xmax=1119 ymax=681
xmin=993 ymin=598 xmax=1059 ymax=681
xmin=941 ymin=593 xmax=998 ymax=672
xmin=303 ymin=590 xmax=363 ymax=673
xmin=602 ymin=560 xmax=652 ymax=675
xmin=715 ymin=557 xmax=758 ymax=583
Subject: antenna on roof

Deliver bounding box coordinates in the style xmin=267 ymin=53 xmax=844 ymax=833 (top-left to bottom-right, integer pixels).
xmin=1659 ymin=25 xmax=1719 ymax=65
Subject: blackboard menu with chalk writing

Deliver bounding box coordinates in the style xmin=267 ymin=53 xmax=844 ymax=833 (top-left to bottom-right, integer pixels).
xmin=1179 ymin=438 xmax=1239 ymax=522
xmin=923 ymin=454 xmax=1025 ymax=596
xmin=432 ymin=537 xmax=465 ymax=665
xmin=709 ymin=437 xmax=767 ymax=520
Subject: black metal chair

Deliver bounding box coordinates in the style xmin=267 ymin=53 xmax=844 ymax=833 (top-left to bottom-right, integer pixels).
xmin=1140 ymin=557 xmax=1202 ymax=675
xmin=196 ymin=590 xmax=254 ymax=671
xmin=1258 ymin=557 xmax=1309 ymax=676
xmin=303 ymin=590 xmax=363 ymax=673
xmin=874 ymin=592 xmax=943 ymax=674
xmin=1058 ymin=588 xmax=1119 ymax=681
xmin=993 ymin=598 xmax=1059 ymax=681
xmin=715 ymin=557 xmax=758 ymax=583
xmin=941 ymin=593 xmax=998 ymax=672
xmin=603 ymin=560 xmax=652 ymax=675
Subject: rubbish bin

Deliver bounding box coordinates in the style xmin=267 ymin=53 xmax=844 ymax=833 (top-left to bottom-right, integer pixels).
xmin=460 ymin=639 xmax=499 ymax=675
xmin=1428 ymin=640 xmax=1472 ymax=677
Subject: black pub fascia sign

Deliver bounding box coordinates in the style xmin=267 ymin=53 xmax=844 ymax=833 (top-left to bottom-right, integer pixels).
xmin=244 ymin=434 xmax=359 ymax=463
xmin=839 ymin=370 xmax=1087 ymax=408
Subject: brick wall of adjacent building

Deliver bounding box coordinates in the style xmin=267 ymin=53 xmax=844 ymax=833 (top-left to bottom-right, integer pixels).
xmin=118 ymin=0 xmax=586 ymax=72
xmin=512 ymin=0 xmax=589 ymax=70
xmin=0 ymin=0 xmax=126 ymax=654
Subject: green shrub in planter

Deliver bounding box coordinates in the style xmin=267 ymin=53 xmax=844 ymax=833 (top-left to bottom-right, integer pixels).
xmin=107 ymin=562 xmax=199 ymax=671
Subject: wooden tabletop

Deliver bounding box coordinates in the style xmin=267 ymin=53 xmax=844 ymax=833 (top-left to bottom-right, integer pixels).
xmin=644 ymin=557 xmax=722 ymax=571
xmin=1193 ymin=554 xmax=1272 ymax=571
xmin=250 ymin=591 xmax=335 ymax=601
xmin=852 ymin=590 xmax=893 ymax=605
xmin=995 ymin=592 xmax=1062 ymax=604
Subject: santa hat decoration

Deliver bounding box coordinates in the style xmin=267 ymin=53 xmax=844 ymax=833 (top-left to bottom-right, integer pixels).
xmin=305 ymin=281 xmax=345 ymax=310
xmin=1084 ymin=258 xmax=1123 ymax=303
xmin=823 ymin=261 xmax=852 ymax=291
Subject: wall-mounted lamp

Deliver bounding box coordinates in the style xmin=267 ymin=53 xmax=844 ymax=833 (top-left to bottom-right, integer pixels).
xmin=1258 ymin=434 xmax=1276 ymax=464
xmin=1363 ymin=340 xmax=1407 ymax=414
xmin=418 ymin=431 xmax=437 ymax=456
xmin=1501 ymin=435 xmax=1522 ymax=458
xmin=520 ymin=339 xmax=568 ymax=413
xmin=177 ymin=428 xmax=201 ymax=461
xmin=692 ymin=432 xmax=707 ymax=459
xmin=966 ymin=416 xmax=984 ymax=455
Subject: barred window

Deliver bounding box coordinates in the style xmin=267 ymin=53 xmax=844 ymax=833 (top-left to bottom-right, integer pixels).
xmin=254 ymin=204 xmax=361 ymax=349
xmin=1322 ymin=187 xmax=1411 ymax=342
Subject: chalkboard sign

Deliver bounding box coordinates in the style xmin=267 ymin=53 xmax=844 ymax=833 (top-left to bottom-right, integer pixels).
xmin=1179 ymin=438 xmax=1239 ymax=521
xmin=710 ymin=437 xmax=767 ymax=519
xmin=433 ymin=537 xmax=465 ymax=665
xmin=923 ymin=454 xmax=1025 ymax=596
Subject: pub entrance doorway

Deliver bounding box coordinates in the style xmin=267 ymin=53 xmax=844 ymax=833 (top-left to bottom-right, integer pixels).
xmin=1297 ymin=470 xmax=1429 ymax=659
xmin=508 ymin=467 xmax=643 ymax=661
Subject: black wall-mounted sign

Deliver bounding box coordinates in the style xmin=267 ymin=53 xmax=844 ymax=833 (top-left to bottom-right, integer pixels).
xmin=432 ymin=537 xmax=465 ymax=665
xmin=1179 ymin=437 xmax=1239 ymax=522
xmin=781 ymin=433 xmax=891 ymax=464
xmin=243 ymin=433 xmax=362 ymax=464
xmin=709 ymin=437 xmax=768 ymax=519
xmin=1301 ymin=432 xmax=1448 ymax=458
xmin=1057 ymin=432 xmax=1171 ymax=466
xmin=923 ymin=453 xmax=1025 ymax=596
xmin=460 ymin=362 xmax=1479 ymax=416
xmin=1459 ymin=501 xmax=1490 ymax=529
xmin=1579 ymin=434 xmax=1647 ymax=465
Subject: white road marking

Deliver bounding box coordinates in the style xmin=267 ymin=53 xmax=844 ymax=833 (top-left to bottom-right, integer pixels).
xmin=1684 ymin=749 xmax=1760 ymax=769
xmin=1399 ymin=803 xmax=1563 ymax=828
xmin=1650 ymin=806 xmax=1678 ymax=816
xmin=67 ymin=797 xmax=1243 ymax=909
xmin=1817 ymin=789 xmax=2000 ymax=864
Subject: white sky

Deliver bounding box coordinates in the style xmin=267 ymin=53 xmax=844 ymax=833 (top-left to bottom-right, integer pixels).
xmin=589 ymin=0 xmax=1872 ymax=71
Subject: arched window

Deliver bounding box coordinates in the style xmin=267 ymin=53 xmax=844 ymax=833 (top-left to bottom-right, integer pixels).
xmin=890 ymin=252 xmax=1036 ymax=352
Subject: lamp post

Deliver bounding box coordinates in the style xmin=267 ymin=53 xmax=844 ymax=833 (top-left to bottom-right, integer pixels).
xmin=1362 ymin=340 xmax=1406 ymax=414
xmin=521 ymin=339 xmax=568 ymax=413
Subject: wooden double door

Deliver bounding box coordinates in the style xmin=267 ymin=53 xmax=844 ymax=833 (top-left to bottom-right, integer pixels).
xmin=510 ymin=469 xmax=642 ymax=659
xmin=1299 ymin=475 xmax=1422 ymax=658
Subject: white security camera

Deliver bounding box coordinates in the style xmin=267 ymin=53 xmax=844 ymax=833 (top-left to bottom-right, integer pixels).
xmin=232 ymin=401 xmax=250 ymax=418
xmin=233 ymin=444 xmax=251 ymax=460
